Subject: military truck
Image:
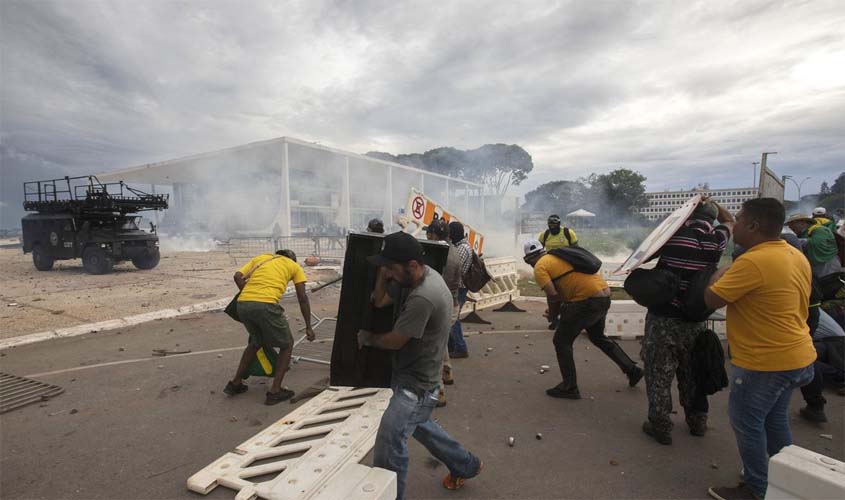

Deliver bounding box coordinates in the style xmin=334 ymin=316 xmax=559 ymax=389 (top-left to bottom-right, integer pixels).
xmin=21 ymin=176 xmax=169 ymax=274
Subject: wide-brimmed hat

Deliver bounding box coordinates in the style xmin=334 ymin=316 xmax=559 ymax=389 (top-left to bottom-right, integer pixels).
xmin=784 ymin=213 xmax=814 ymax=225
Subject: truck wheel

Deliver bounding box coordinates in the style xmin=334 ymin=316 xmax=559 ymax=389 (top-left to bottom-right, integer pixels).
xmin=132 ymin=249 xmax=160 ymax=270
xmin=32 ymin=246 xmax=54 ymax=271
xmin=82 ymin=246 xmax=114 ymax=275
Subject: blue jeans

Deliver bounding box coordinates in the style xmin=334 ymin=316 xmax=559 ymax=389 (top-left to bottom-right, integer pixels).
xmin=728 ymin=364 xmax=814 ymax=498
xmin=373 ymin=384 xmax=480 ymax=500
xmin=448 ymin=288 xmax=468 ymax=354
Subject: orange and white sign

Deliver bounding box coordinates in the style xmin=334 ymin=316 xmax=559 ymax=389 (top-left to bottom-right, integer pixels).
xmin=404 ymin=189 xmax=484 ymax=254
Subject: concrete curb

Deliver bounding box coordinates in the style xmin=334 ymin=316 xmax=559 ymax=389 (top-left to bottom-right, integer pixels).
xmin=0 ymin=298 xmax=230 ymax=351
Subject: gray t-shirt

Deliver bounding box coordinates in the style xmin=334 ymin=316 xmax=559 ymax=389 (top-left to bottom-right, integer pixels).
xmin=391 ymin=266 xmax=454 ymax=392
xmin=442 ymin=245 xmax=463 ymax=296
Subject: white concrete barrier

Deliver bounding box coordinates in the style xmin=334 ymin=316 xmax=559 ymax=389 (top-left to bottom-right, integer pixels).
xmin=767 ymin=445 xmax=845 ymax=500
xmin=466 ymin=256 xmax=521 ymax=310
xmin=187 ymin=386 xmax=396 ymax=500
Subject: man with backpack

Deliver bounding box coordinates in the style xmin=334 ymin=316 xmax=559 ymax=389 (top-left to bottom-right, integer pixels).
xmin=539 ymin=214 xmax=578 ymax=249
xmin=523 ymin=239 xmax=643 ymax=399
xmin=640 ymin=199 xmax=733 ymax=445
xmin=448 ymin=221 xmax=473 ymax=358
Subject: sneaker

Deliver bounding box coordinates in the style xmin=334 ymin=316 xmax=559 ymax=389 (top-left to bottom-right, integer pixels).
xmin=799 ymin=405 xmax=828 ymax=423
xmin=442 ymin=459 xmax=483 ymax=490
xmin=686 ymin=415 xmax=708 ymax=436
xmin=265 ymin=388 xmax=295 ymax=405
xmin=437 ymin=390 xmax=447 ymax=408
xmin=223 ymin=381 xmax=248 ymax=396
xmin=642 ymin=421 xmax=672 ymax=445
xmin=627 ymin=366 xmax=644 ymax=387
xmin=708 ymin=484 xmax=761 ymax=500
xmin=546 ymin=383 xmax=581 ymax=399
xmin=442 ymin=368 xmax=454 ymax=386
xmin=449 ymin=351 xmax=469 ymax=359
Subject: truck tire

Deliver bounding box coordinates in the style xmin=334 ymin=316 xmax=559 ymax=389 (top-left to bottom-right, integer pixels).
xmin=132 ymin=249 xmax=160 ymax=270
xmin=82 ymin=246 xmax=114 ymax=275
xmin=32 ymin=245 xmax=54 ymax=271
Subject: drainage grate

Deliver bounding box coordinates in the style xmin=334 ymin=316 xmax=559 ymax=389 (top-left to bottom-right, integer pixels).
xmin=0 ymin=372 xmax=64 ymax=413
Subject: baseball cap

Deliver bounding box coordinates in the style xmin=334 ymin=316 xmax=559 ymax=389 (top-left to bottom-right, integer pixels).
xmin=367 ymin=231 xmax=425 ymax=266
xmin=523 ymin=239 xmax=544 ymax=259
xmin=367 ymin=218 xmax=385 ymax=233
xmin=812 ymin=207 xmax=826 ymax=217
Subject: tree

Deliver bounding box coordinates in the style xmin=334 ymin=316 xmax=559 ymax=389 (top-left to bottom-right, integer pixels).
xmin=584 ymin=168 xmax=647 ymax=226
xmin=464 ymin=144 xmax=533 ymax=195
xmin=366 ymin=143 xmax=533 ymax=195
xmin=831 ymin=172 xmax=845 ymax=195
xmin=819 ymin=181 xmax=831 ymax=196
xmin=523 ymin=180 xmax=587 ymax=214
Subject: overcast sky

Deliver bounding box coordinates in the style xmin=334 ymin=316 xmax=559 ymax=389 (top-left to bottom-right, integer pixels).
xmin=2 ymin=0 xmax=844 ymax=219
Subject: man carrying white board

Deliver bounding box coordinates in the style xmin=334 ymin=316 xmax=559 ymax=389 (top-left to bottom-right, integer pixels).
xmin=641 ymin=198 xmax=734 ymax=445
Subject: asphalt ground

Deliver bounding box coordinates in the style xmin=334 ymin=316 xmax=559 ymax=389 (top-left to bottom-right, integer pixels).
xmin=1 ymin=300 xmax=842 ymax=500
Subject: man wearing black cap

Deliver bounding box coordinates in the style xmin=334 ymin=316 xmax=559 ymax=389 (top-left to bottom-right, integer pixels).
xmin=448 ymin=221 xmax=472 ymax=358
xmin=367 ymin=218 xmax=385 ymax=234
xmin=359 ymin=231 xmax=482 ymax=500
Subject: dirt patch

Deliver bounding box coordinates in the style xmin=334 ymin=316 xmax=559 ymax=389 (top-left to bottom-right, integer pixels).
xmin=0 ymin=247 xmax=339 ymax=339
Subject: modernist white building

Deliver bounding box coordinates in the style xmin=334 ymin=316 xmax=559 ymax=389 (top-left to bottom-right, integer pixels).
xmin=640 ymin=187 xmax=759 ymax=221
xmin=98 ymin=137 xmax=488 ymax=237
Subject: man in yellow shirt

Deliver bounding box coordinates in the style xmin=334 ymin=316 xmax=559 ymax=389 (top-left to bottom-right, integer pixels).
xmin=538 ymin=214 xmax=578 ymax=250
xmin=704 ymin=198 xmax=816 ymax=500
xmin=224 ymin=249 xmax=315 ymax=405
xmin=523 ymin=240 xmax=642 ymax=399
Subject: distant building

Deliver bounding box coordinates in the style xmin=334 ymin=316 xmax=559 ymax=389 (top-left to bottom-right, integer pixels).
xmin=640 ymin=187 xmax=759 ymax=221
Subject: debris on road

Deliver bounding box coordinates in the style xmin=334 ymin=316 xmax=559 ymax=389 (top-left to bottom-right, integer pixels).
xmin=69 ymin=408 xmax=78 ymax=414
xmin=711 ymin=463 xmax=719 ymax=469
xmin=229 ymin=416 xmax=238 ymax=422
xmin=486 ymin=347 xmax=494 ymax=352
xmin=609 ymin=459 xmax=619 ymax=466
xmin=820 ymin=433 xmax=833 ymax=440
xmin=508 ymin=436 xmax=515 ymax=447
xmin=536 ymin=433 xmax=543 ymax=440
xmin=152 ymin=349 xmax=192 ymax=356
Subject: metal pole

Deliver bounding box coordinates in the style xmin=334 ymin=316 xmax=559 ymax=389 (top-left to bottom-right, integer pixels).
xmin=751 ymin=162 xmax=759 ymax=189
xmin=446 ymin=179 xmax=451 ymax=210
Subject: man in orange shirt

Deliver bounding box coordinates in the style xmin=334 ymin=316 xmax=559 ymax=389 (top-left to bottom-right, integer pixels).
xmin=704 ymin=198 xmax=816 ymax=500
xmin=523 ymin=239 xmax=643 ymax=399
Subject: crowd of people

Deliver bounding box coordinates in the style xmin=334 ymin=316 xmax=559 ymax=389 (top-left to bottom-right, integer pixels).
xmin=220 ymin=198 xmax=843 ymax=500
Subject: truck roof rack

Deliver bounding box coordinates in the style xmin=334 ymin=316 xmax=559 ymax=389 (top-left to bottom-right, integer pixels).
xmin=23 ymin=175 xmax=169 ymax=214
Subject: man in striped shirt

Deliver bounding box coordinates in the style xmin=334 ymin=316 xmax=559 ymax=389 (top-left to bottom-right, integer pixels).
xmin=448 ymin=221 xmax=473 ymax=358
xmin=641 ymin=198 xmax=734 ymax=445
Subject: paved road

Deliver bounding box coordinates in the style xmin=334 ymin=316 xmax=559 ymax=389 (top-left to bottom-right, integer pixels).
xmin=1 ymin=301 xmax=842 ymax=499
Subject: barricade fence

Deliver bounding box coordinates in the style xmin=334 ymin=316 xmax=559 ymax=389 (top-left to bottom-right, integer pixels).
xmin=223 ymin=236 xmax=346 ymax=265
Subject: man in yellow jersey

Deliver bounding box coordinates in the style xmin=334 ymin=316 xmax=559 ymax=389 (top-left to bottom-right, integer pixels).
xmin=224 ymin=249 xmax=315 ymax=405
xmin=538 ymin=214 xmax=578 ymax=250
xmin=523 ymin=240 xmax=642 ymax=399
xmin=704 ymin=198 xmax=816 ymax=500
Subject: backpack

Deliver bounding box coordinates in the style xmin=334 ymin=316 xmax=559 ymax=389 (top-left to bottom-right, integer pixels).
xmin=463 ymin=251 xmax=492 ymax=293
xmin=541 ymin=227 xmax=575 ymax=247
xmin=681 ymin=264 xmax=718 ymax=322
xmin=547 ymin=246 xmax=602 ymax=282
xmin=624 ymin=268 xmax=680 ymax=307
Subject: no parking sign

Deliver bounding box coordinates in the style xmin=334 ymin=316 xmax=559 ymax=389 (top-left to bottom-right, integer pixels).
xmin=403 ymin=189 xmax=484 ymax=254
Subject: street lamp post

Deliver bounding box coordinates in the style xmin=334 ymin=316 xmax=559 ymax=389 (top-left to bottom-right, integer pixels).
xmin=782 ymin=175 xmax=811 ymax=201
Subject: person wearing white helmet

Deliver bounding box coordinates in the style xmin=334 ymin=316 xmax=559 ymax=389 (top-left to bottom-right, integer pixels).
xmin=523 ymin=239 xmax=642 ymax=400
xmin=812 ymin=207 xmax=836 ymax=231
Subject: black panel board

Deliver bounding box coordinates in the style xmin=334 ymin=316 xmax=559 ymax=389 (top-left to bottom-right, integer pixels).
xmin=330 ymin=232 xmax=449 ymax=388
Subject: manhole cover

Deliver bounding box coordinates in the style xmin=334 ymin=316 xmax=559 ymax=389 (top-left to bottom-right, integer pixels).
xmin=0 ymin=372 xmax=64 ymax=413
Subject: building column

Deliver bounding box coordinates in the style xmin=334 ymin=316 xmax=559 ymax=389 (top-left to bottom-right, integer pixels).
xmin=280 ymin=141 xmax=292 ymax=236
xmin=344 ymin=157 xmax=352 ymax=229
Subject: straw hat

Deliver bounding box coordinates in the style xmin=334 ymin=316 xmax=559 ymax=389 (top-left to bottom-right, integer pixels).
xmin=784 ymin=213 xmax=814 ymax=225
